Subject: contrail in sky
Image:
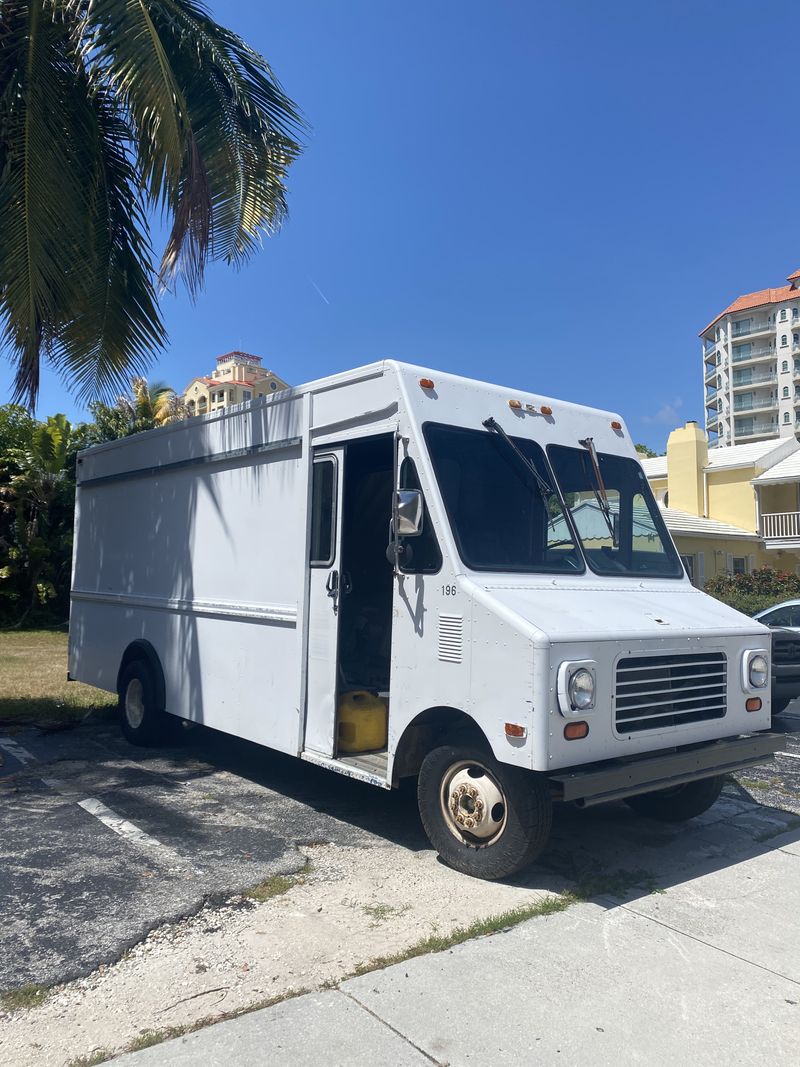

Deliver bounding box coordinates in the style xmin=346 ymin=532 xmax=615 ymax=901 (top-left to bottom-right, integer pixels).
xmin=308 ymin=277 xmax=330 ymax=305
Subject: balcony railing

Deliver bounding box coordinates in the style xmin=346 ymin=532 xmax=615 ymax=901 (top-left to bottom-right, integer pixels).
xmin=732 ymin=371 xmax=776 ymax=387
xmin=705 ymin=389 xmax=718 ymax=403
xmin=762 ymin=512 xmax=800 ymax=540
xmin=732 ymin=345 xmax=775 ymax=362
xmin=735 ymin=421 xmax=776 ymax=436
xmin=731 ymin=321 xmax=773 ymax=338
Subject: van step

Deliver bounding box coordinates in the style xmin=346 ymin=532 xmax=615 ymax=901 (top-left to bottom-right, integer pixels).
xmin=300 ymin=748 xmax=390 ymax=788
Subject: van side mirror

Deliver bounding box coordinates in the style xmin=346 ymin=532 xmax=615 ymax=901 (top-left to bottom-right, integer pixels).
xmin=396 ymin=489 xmax=423 ymax=536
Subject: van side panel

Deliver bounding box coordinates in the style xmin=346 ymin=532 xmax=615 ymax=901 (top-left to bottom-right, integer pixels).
xmin=69 ymin=397 xmax=309 ymax=756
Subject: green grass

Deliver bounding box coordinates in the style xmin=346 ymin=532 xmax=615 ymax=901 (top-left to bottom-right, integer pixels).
xmin=0 ymin=630 xmax=115 ymax=727
xmin=350 ymin=893 xmax=577 ymax=977
xmin=243 ymin=874 xmax=297 ymax=903
xmin=0 ymin=982 xmax=52 ymax=1012
xmin=361 ymin=902 xmax=411 ymax=924
xmin=67 ymin=1053 xmax=111 ymax=1067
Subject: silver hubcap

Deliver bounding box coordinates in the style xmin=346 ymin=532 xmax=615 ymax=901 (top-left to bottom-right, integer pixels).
xmin=125 ymin=678 xmax=145 ymax=729
xmin=440 ymin=760 xmax=507 ymax=848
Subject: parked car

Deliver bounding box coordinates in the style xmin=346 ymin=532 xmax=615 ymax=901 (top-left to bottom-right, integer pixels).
xmin=754 ymin=599 xmax=800 ymax=633
xmin=768 ymin=627 xmax=800 ymax=716
xmin=752 ymin=604 xmax=800 ymax=715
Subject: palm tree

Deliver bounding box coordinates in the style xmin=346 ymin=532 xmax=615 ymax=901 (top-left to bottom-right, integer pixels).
xmin=0 ymin=1 xmax=305 ymax=407
xmin=116 ymin=376 xmax=187 ymax=428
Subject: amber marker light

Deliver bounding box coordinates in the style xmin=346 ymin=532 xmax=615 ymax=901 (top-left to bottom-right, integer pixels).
xmin=564 ymin=721 xmax=589 ymax=740
xmin=746 ymin=698 xmax=762 ymax=712
xmin=504 ymin=723 xmax=527 ymax=738
xmin=540 ymin=405 xmax=553 ymax=416
xmin=508 ymin=398 xmax=522 ymax=409
xmin=611 ymin=420 xmax=622 ymax=430
xmin=419 ymin=377 xmax=435 ymax=390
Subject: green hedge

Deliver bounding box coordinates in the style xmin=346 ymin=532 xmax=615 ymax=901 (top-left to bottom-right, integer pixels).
xmin=704 ymin=567 xmax=800 ymax=617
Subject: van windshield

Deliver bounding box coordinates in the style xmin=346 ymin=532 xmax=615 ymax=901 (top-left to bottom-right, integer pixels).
xmin=547 ymin=444 xmax=683 ymax=578
xmin=423 ymin=423 xmax=583 ymax=573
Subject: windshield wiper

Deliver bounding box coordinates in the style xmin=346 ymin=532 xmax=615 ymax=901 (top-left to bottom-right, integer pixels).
xmin=578 ymin=436 xmax=618 ymax=547
xmin=482 ymin=417 xmax=557 ymax=528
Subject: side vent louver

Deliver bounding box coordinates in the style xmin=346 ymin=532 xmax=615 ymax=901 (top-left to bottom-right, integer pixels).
xmin=438 ymin=613 xmax=463 ymax=663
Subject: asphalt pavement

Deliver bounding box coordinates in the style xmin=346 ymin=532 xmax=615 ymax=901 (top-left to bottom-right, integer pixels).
xmin=1 ymin=703 xmax=799 ymax=993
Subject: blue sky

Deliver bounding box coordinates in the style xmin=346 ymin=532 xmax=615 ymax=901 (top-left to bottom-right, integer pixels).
xmin=9 ymin=0 xmax=800 ymax=450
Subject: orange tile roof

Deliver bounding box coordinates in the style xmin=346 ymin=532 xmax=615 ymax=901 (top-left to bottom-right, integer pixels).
xmin=788 ymin=269 xmax=800 ymax=282
xmin=700 ymin=274 xmax=800 ymax=336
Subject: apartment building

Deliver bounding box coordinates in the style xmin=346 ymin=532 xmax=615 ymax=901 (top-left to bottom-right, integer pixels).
xmin=701 ymin=269 xmax=800 ymax=447
xmin=183 ymin=351 xmax=289 ymax=416
xmin=641 ymin=422 xmax=800 ymax=586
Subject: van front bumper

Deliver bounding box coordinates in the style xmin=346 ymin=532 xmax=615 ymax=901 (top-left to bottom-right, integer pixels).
xmin=547 ymin=732 xmax=782 ymax=807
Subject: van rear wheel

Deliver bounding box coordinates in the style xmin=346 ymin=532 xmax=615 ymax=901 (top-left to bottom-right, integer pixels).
xmin=119 ymin=660 xmax=170 ymax=746
xmin=417 ymin=744 xmax=552 ymax=880
xmin=624 ymin=775 xmax=724 ymax=822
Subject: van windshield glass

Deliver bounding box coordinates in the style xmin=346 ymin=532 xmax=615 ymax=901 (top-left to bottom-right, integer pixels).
xmin=547 ymin=444 xmax=683 ymax=578
xmin=423 ymin=423 xmax=583 ymax=573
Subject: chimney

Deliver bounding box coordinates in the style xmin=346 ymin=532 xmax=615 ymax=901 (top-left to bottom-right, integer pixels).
xmin=666 ymin=422 xmax=708 ymax=516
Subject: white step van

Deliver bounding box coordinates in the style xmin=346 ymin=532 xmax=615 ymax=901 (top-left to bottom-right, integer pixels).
xmin=69 ymin=362 xmax=780 ymax=879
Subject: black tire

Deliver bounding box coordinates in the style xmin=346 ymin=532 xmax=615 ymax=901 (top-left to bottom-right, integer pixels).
xmin=624 ymin=775 xmax=724 ymax=822
xmin=417 ymin=743 xmax=552 ymax=880
xmin=118 ymin=660 xmax=170 ymax=746
xmin=771 ymin=698 xmax=790 ymax=716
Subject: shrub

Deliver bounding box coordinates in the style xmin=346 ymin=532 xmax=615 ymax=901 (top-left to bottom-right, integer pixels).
xmin=704 ymin=566 xmax=800 ymax=616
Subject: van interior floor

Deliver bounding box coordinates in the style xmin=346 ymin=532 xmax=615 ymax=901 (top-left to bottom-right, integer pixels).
xmin=337 ymin=749 xmax=389 ymax=778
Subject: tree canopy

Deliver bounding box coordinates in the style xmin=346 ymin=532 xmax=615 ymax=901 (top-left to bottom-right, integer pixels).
xmin=0 ymin=1 xmax=305 ymax=407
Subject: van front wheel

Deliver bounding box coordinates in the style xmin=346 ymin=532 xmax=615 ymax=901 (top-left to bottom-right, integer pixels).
xmin=417 ymin=744 xmax=552 ymax=880
xmin=624 ymin=775 xmax=724 ymax=822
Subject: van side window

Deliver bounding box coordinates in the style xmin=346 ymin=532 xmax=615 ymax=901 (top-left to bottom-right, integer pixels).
xmin=310 ymin=457 xmax=337 ymax=565
xmin=399 ymin=458 xmax=443 ymax=573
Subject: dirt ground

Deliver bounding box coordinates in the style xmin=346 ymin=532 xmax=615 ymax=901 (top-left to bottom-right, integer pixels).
xmin=1 ymin=843 xmax=567 ymax=1067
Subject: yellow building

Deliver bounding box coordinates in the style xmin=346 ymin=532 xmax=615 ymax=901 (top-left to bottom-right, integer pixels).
xmin=641 ymin=423 xmax=800 ymax=586
xmin=183 ymin=351 xmax=289 ymax=416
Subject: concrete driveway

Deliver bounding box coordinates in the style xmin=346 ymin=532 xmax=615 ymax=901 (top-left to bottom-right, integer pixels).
xmin=1 ymin=703 xmax=799 ymax=993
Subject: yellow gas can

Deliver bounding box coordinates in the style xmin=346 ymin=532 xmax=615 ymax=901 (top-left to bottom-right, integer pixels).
xmin=337 ymin=690 xmax=388 ymax=753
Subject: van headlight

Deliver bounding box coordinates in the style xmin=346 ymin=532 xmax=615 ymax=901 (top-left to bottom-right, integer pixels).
xmin=557 ymin=661 xmax=597 ymax=716
xmin=744 ymin=651 xmax=769 ymax=690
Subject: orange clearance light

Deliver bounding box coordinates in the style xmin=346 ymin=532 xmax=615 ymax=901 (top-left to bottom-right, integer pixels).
xmin=611 ymin=420 xmax=622 ymax=430
xmin=419 ymin=377 xmax=435 ymax=390
xmin=564 ymin=721 xmax=589 ymax=740
xmin=540 ymin=405 xmax=553 ymax=416
xmin=504 ymin=722 xmax=527 ymax=738
xmin=746 ymin=697 xmax=762 ymax=712
xmin=508 ymin=398 xmax=522 ymax=410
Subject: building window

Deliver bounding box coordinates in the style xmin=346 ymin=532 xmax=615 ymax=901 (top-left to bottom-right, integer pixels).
xmin=270 ymin=380 xmax=278 ymax=390
xmin=229 ymin=390 xmax=234 ymax=401
xmin=782 ymin=360 xmax=789 ymax=372
xmin=780 ymin=309 xmax=787 ymax=321
xmin=732 ymin=557 xmax=748 ymax=576
xmin=794 ymin=333 xmax=799 ymax=345
xmin=784 ymin=412 xmax=791 ymax=424
xmin=242 ymin=390 xmax=252 ymax=401
xmin=781 ymin=334 xmax=788 ymax=347
xmin=680 ymin=554 xmax=695 ymax=584
xmin=783 ymin=386 xmax=790 ymax=398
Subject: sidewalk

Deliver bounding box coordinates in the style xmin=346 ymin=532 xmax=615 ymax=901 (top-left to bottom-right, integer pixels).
xmin=115 ymin=827 xmax=800 ymax=1067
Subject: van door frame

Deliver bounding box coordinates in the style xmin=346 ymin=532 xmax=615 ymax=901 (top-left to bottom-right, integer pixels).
xmin=303 ymin=446 xmax=346 ymax=757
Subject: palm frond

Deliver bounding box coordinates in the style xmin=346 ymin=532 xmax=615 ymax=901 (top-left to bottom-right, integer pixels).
xmin=0 ymin=1 xmax=101 ymax=404
xmin=52 ymin=86 xmax=166 ymax=404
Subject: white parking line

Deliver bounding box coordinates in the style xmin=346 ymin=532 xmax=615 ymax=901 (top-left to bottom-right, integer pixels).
xmin=76 ymin=796 xmax=199 ymax=872
xmin=0 ymin=737 xmax=37 ymax=765
xmin=777 ymin=751 xmax=800 ymax=761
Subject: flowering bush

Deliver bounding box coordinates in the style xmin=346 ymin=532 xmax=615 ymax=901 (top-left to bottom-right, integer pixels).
xmin=705 ymin=566 xmax=800 ymax=616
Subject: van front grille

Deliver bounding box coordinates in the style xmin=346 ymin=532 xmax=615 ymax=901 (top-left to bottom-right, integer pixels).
xmin=615 ymin=652 xmax=727 ymax=734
